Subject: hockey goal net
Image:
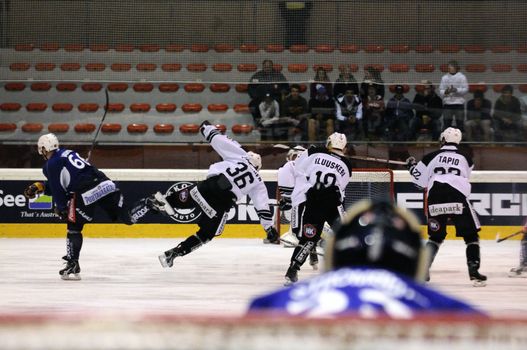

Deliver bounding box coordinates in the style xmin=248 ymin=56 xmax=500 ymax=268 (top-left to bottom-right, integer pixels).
xmin=275 ymin=168 xmax=394 ymax=234
xmin=1 ymin=313 xmax=526 ymax=350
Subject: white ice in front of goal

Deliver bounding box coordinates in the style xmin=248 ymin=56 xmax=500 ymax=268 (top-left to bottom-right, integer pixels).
xmin=0 ymin=238 xmax=525 ymax=317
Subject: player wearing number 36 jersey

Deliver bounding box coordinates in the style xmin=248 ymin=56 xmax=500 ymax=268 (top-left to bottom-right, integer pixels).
xmin=152 ymin=121 xmax=278 ymax=268
xmin=406 ymin=127 xmax=486 ymax=286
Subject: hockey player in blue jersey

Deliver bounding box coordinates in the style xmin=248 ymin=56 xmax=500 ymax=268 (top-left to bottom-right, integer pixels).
xmin=23 ymin=133 xmax=135 ymax=280
xmin=248 ymin=200 xmax=484 ymax=317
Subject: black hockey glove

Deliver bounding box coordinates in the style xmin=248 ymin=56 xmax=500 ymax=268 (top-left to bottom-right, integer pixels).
xmin=405 ymin=156 xmax=417 ymax=172
xmin=54 ymin=207 xmax=68 ymax=221
xmin=24 ymin=182 xmax=45 ymax=199
xmin=279 ymin=197 xmax=292 ymax=211
xmin=264 ymin=226 xmax=280 ymax=244
xmin=199 ymin=120 xmax=211 ymax=137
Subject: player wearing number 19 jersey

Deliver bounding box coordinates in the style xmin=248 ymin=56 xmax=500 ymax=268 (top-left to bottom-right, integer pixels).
xmin=406 ymin=127 xmax=486 ymax=285
xmin=154 ymin=121 xmax=278 ymax=268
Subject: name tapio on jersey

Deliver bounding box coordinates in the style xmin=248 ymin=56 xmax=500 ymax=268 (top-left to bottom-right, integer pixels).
xmin=438 ymin=155 xmax=460 ymax=165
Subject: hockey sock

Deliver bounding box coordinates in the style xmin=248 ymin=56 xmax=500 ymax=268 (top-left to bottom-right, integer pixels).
xmin=175 ymin=234 xmax=207 ymax=256
xmin=291 ymin=241 xmax=315 ymax=267
xmin=520 ymin=233 xmax=527 ymax=266
xmin=466 ymin=241 xmax=481 ymax=268
xmin=66 ymin=231 xmax=83 ymax=260
xmin=425 ymin=240 xmax=441 ymax=268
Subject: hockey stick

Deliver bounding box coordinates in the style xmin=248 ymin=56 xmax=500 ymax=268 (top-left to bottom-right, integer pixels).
xmin=86 ymin=88 xmax=109 ymax=162
xmin=496 ymin=230 xmax=524 ymax=243
xmin=350 ymin=155 xmax=407 ymax=165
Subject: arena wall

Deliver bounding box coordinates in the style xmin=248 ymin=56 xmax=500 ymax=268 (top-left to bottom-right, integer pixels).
xmin=0 ymin=169 xmax=525 ymax=239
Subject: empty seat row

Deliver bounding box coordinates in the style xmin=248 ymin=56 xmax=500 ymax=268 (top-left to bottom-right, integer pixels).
xmin=0 ymin=122 xmax=254 ymax=135
xmin=9 ymin=62 xmax=527 ymax=74
xmin=0 ymin=102 xmax=251 ymax=113
xmin=11 ymin=43 xmax=527 ymax=54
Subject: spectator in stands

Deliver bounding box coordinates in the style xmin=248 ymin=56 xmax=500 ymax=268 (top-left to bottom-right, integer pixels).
xmin=257 ymin=93 xmax=288 ymax=141
xmin=493 ymin=85 xmax=523 ymax=142
xmin=278 ymin=1 xmax=313 ymax=48
xmin=281 ymin=84 xmax=309 ymax=141
xmin=363 ymin=83 xmax=385 ymax=140
xmin=360 ymin=66 xmax=385 ymax=100
xmin=410 ymin=80 xmax=443 ymax=141
xmin=464 ymin=91 xmax=493 ymax=142
xmin=384 ymin=85 xmax=414 ymax=141
xmin=309 ymin=67 xmax=333 ymax=100
xmin=335 ymin=87 xmax=363 ymax=141
xmin=439 ymin=60 xmax=468 ymax=131
xmin=333 ymin=64 xmax=359 ymax=100
xmin=308 ymin=84 xmax=335 ymax=141
xmin=248 ymin=59 xmax=289 ymax=122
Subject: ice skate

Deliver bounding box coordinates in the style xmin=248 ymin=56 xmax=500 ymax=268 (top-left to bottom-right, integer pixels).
xmin=149 ymin=192 xmax=175 ymax=216
xmin=309 ymin=251 xmax=319 ymax=270
xmin=508 ymin=265 xmax=527 ymax=278
xmin=280 ymin=230 xmax=298 ymax=248
xmin=158 ymin=248 xmax=179 ymax=268
xmin=263 ymin=227 xmax=280 ymax=245
xmin=468 ymin=263 xmax=487 ymax=287
xmin=59 ymin=256 xmax=81 ymax=281
xmin=284 ymin=264 xmax=299 ymax=286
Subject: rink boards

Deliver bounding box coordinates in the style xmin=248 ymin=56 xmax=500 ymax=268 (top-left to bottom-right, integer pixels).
xmin=0 ymin=169 xmax=526 ymax=239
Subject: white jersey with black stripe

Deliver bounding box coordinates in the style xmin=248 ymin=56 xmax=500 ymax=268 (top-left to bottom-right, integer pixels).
xmin=409 ymin=144 xmax=473 ymax=197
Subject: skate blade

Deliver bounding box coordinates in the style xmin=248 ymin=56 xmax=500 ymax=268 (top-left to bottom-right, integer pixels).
xmin=61 ymin=273 xmax=81 ymax=281
xmin=158 ymin=254 xmax=171 ymax=268
xmin=508 ymin=272 xmax=527 ymax=278
xmin=472 ymin=280 xmax=487 ymax=287
xmin=284 ymin=277 xmax=296 ymax=287
xmin=310 ymin=263 xmax=318 ymax=271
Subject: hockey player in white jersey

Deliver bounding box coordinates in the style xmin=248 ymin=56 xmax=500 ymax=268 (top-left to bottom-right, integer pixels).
xmin=152 ymin=121 xmax=279 ymax=268
xmin=284 ymin=132 xmax=352 ymax=285
xmin=407 ymin=127 xmax=487 ymax=286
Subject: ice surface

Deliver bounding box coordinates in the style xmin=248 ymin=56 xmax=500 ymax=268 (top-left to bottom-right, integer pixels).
xmin=0 ymin=238 xmax=525 ymax=317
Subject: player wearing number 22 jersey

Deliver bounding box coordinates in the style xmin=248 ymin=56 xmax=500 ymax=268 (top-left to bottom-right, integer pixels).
xmin=153 ymin=121 xmax=278 ymax=268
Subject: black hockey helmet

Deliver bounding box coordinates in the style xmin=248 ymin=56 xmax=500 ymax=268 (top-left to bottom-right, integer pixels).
xmin=325 ymin=200 xmax=427 ymax=280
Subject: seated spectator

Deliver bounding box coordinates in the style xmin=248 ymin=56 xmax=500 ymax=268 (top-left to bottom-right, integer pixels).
xmin=363 ymin=84 xmax=385 ymax=140
xmin=384 ymin=85 xmax=414 ymax=141
xmin=281 ymin=84 xmax=309 ymax=141
xmin=335 ymin=87 xmax=363 ymax=141
xmin=360 ymin=66 xmax=385 ymax=100
xmin=257 ymin=93 xmax=286 ymax=141
xmin=410 ymin=80 xmax=443 ymax=141
xmin=333 ymin=65 xmax=359 ymax=99
xmin=309 ymin=67 xmax=333 ymax=100
xmin=493 ymin=85 xmax=523 ymax=142
xmin=308 ymin=84 xmax=335 ymax=141
xmin=464 ymin=91 xmax=493 ymax=142
xmin=248 ymin=59 xmax=289 ymax=121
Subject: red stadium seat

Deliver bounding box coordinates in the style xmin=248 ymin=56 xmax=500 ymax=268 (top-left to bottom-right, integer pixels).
xmin=22 ymin=123 xmax=44 ymax=133
xmin=35 ymin=63 xmax=56 ymax=71
xmin=52 ymin=103 xmax=74 ymax=112
xmin=231 ymin=124 xmax=253 ymax=134
xmin=265 ymin=44 xmax=284 ymax=53
xmin=517 ymin=64 xmax=527 ymax=73
xmin=440 ymin=64 xmax=449 ymax=73
xmin=298 ymin=84 xmax=307 ymax=93
xmin=9 ymin=63 xmax=30 ymax=71
xmin=85 ymin=63 xmax=106 ymax=71
xmin=313 ymin=64 xmax=333 ymax=72
xmin=184 ymin=83 xmax=205 ymax=93
xmin=127 ymin=124 xmax=148 ymax=133
xmin=115 ymin=44 xmax=135 ymax=52
xmin=364 ymin=44 xmax=384 ymax=53
xmin=154 ymin=124 xmax=175 ymax=134
xmin=207 ymin=104 xmax=228 ymax=112
xmin=64 ymin=44 xmax=85 ymax=52
xmin=107 ymin=83 xmax=128 ymax=92
xmin=181 ymin=104 xmax=203 ymax=113
xmin=4 ymin=82 xmax=26 ymax=91
xmin=239 ymin=44 xmax=259 ymax=53
xmin=0 ymin=103 xmax=22 ymax=111
xmin=78 ymin=103 xmax=99 ymax=112
xmin=155 ymin=103 xmax=177 ymax=113
xmin=106 ymin=103 xmax=126 ymax=113
xmin=39 ymin=43 xmax=59 ymax=51
xmin=111 ymin=63 xmax=131 ymax=72
xmin=61 ymin=63 xmax=81 ymax=71
xmin=187 ymin=63 xmax=207 ymax=72
xmin=130 ymin=103 xmax=151 ymax=113
xmin=161 ymin=63 xmax=182 ymax=72
xmin=56 ymin=83 xmax=77 ymax=91
xmin=26 ymin=103 xmax=47 ymax=112
xmin=491 ymin=64 xmax=512 ymax=73
xmin=31 ymin=82 xmax=52 ymax=91
xmin=519 ymin=84 xmax=527 ymax=93
xmin=215 ymin=124 xmax=227 ymax=134
xmin=415 ymin=64 xmax=435 ymax=73
xmin=493 ymin=84 xmax=506 ymax=93
xmin=339 ymin=44 xmax=359 ymax=53
xmin=414 ymin=45 xmax=434 ymax=53
xmin=438 ymin=44 xmax=461 ymax=53
xmin=101 ymin=123 xmax=122 ymax=133
xmin=165 ymin=44 xmax=186 ymax=52
xmin=74 ymin=123 xmax=96 ymax=133
xmin=389 ymin=44 xmax=410 ymax=53
xmin=490 ymin=45 xmax=511 ymax=53
xmin=190 ymin=44 xmax=209 ymax=52
xmin=469 ymin=83 xmax=488 ymax=93
xmin=14 ymin=44 xmax=34 ymax=51
xmin=159 ymin=83 xmax=179 ymax=92
xmin=89 ymin=44 xmax=109 ymax=52
xmin=133 ymin=83 xmax=154 ymax=92
xmin=82 ymin=83 xmax=103 ymax=92
xmin=288 ymin=63 xmax=308 ymax=73
xmin=48 ymin=123 xmax=70 ymax=133
xmin=235 ymin=84 xmax=248 ymax=93
xmin=210 ymin=83 xmax=230 ymax=93
xmin=139 ymin=44 xmax=160 ymax=52
xmin=0 ymin=123 xmax=17 ymax=132
xmin=136 ymin=63 xmax=157 ymax=71
xmin=179 ymin=123 xmax=200 ymax=134
xmin=233 ymin=104 xmax=250 ymax=113
xmin=237 ymin=64 xmax=257 ymax=72
xmin=314 ymin=44 xmax=335 ymax=53
xmin=464 ymin=45 xmax=486 ymax=53
xmin=290 ymin=44 xmax=309 ymax=53
xmin=214 ymin=44 xmax=234 ymax=53
xmin=465 ymin=64 xmax=487 ymax=73
xmin=212 ymin=63 xmax=233 ymax=72
xmin=389 ymin=64 xmax=409 ymax=73
xmin=517 ymin=45 xmax=527 ymax=53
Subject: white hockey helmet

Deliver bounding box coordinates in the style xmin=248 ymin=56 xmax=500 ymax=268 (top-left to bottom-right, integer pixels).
xmin=286 ymin=145 xmax=306 ymax=161
xmin=247 ymin=151 xmax=262 ymax=171
xmin=326 ymin=132 xmax=347 ymax=155
xmin=37 ymin=133 xmax=59 ymax=156
xmin=440 ymin=127 xmax=462 ymax=145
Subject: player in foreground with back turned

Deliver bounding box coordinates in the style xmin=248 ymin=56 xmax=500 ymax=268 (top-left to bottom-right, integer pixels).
xmin=284 ymin=132 xmax=352 ymax=285
xmin=406 ymin=127 xmax=487 ymax=286
xmin=249 ymin=200 xmax=484 ymax=317
xmin=509 ymin=219 xmax=527 ymax=277
xmin=150 ymin=121 xmax=279 ymax=268
xmin=24 ymin=133 xmax=136 ymax=280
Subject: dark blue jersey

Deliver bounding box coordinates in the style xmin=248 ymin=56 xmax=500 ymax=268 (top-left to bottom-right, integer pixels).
xmin=248 ymin=267 xmax=483 ymax=318
xmin=42 ymin=148 xmax=104 ymax=211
